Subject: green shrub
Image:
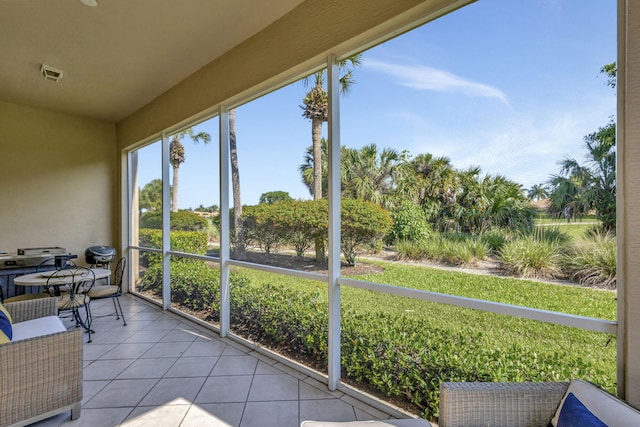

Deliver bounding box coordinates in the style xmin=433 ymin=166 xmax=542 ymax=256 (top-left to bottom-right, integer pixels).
xmin=241 ymin=199 xmax=391 ymax=265
xmin=387 ymin=201 xmax=431 ymax=244
xmin=396 ymin=233 xmax=488 ymax=265
xmin=139 ymin=229 xmax=209 ymax=266
xmin=499 ymin=235 xmax=562 ymax=279
xmin=140 ymin=210 xmax=208 ymax=231
xmin=562 ymin=232 xmax=617 ymax=288
xmin=140 ymin=260 xmax=220 ymax=311
xmin=528 ymin=226 xmax=571 ymax=245
xmin=480 ymin=228 xmax=512 ymax=252
xmin=341 ymin=199 xmax=392 ymax=266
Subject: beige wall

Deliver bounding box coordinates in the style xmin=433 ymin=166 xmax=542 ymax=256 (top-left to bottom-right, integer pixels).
xmin=0 ymin=101 xmax=117 ymax=263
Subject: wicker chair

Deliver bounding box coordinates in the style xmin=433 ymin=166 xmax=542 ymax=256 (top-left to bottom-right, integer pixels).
xmin=438 ymin=381 xmax=570 ymax=427
xmin=0 ymin=297 xmax=83 ymax=427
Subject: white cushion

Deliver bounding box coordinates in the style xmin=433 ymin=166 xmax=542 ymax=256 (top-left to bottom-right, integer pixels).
xmin=551 ymin=379 xmax=640 ymax=427
xmin=11 ymin=316 xmax=66 ymax=341
xmin=300 ymin=420 xmax=432 ymax=427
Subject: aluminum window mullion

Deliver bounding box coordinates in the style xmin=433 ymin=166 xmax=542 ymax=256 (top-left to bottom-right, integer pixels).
xmin=339 ymin=277 xmax=617 ymax=335
xmin=161 ymin=133 xmax=171 ymax=310
xmin=219 ymin=108 xmax=231 ymax=337
xmin=327 ymin=54 xmax=342 ymax=391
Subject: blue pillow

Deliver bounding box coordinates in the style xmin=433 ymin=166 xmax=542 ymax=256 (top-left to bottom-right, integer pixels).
xmin=557 ymin=392 xmax=608 ymax=427
xmin=0 ymin=307 xmax=12 ymax=341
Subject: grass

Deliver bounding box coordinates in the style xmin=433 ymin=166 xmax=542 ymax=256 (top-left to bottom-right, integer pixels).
xmin=236 ymin=260 xmax=617 ymax=391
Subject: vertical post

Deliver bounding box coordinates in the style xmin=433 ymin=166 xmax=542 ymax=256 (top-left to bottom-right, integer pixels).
xmin=327 ymin=54 xmax=342 ymax=390
xmin=219 ymin=107 xmax=231 ymax=337
xmin=128 ymin=151 xmax=139 ymax=293
xmin=616 ymin=0 xmax=625 ymax=400
xmin=161 ymin=133 xmax=171 ymax=310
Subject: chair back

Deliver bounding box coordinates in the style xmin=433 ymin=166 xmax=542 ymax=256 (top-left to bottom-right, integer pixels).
xmin=113 ymin=257 xmax=126 ymax=291
xmin=46 ymin=267 xmax=95 ymax=299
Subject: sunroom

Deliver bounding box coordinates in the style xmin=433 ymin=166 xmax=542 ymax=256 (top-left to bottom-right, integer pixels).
xmin=1 ymin=0 xmax=638 ymax=426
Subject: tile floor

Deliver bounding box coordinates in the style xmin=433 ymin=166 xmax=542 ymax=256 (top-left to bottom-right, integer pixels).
xmin=30 ymin=294 xmax=412 ymax=427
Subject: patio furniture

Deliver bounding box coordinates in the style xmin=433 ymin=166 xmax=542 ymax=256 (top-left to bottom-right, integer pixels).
xmin=438 ymin=380 xmax=640 ymax=426
xmin=88 ymin=256 xmax=127 ymax=325
xmin=0 ymin=297 xmax=83 ymax=426
xmin=46 ymin=267 xmax=96 ymax=342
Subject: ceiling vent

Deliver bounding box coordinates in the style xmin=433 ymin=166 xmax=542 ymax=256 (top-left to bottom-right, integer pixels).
xmin=40 ymin=64 xmax=64 ymax=82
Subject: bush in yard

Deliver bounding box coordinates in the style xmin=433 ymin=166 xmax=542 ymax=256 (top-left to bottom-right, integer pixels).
xmin=499 ymin=235 xmax=563 ymax=279
xmin=396 ymin=232 xmax=488 ymax=265
xmin=241 ymin=199 xmax=391 ymax=265
xmin=242 ymin=203 xmax=290 ymax=254
xmin=341 ymin=199 xmax=393 ymax=266
xmin=140 ymin=260 xmax=220 ymax=311
xmin=387 ymin=201 xmax=431 ymax=244
xmin=561 ymin=231 xmax=616 ymax=288
xmin=138 ymin=229 xmax=208 ymax=266
xmin=140 ymin=210 xmax=208 ymax=231
xmin=479 ymin=228 xmax=512 ymax=253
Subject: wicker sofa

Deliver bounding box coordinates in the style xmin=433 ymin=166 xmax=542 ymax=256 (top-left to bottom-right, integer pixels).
xmin=439 ymin=380 xmax=640 ymax=427
xmin=0 ymin=297 xmax=83 ymax=427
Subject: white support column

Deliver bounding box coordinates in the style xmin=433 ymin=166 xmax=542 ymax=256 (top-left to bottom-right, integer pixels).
xmin=219 ymin=107 xmax=231 ymax=337
xmin=128 ymin=151 xmax=139 ymax=293
xmin=161 ymin=133 xmax=171 ymax=310
xmin=327 ymin=54 xmax=342 ymax=391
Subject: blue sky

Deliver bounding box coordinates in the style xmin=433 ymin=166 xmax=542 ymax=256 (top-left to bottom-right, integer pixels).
xmin=138 ymin=0 xmax=616 ymax=209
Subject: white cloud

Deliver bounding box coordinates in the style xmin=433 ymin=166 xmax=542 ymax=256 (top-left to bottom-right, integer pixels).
xmin=393 ymin=103 xmax=613 ymax=190
xmin=366 ymin=59 xmax=509 ymax=104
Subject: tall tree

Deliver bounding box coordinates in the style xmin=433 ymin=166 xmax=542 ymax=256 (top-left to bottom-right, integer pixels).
xmin=341 ymin=144 xmax=400 ymax=209
xmin=229 ymin=109 xmax=246 ymax=259
xmin=139 ymin=179 xmax=164 ymax=214
xmin=527 ymin=184 xmax=549 ymax=201
xmin=169 ymin=128 xmax=211 ymax=212
xmin=548 ymin=121 xmax=616 ymax=230
xmin=301 ymin=55 xmax=362 ymax=200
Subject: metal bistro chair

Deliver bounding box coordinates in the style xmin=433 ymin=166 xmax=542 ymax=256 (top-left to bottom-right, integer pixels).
xmin=46 ymin=267 xmax=96 ymax=342
xmin=88 ymin=257 xmax=127 ymax=326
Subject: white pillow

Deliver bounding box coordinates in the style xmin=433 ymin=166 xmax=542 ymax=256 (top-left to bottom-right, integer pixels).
xmin=551 ymin=379 xmax=640 ymax=427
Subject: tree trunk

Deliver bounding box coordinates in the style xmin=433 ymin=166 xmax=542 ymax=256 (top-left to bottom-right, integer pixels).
xmin=230 ymin=109 xmax=246 ymax=260
xmin=171 ymin=165 xmax=179 ymax=212
xmin=312 ymin=117 xmax=323 ymax=200
xmin=311 ymin=117 xmax=326 ymax=262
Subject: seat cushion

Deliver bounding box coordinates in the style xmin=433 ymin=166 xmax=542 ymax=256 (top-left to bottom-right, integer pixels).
xmin=551 ymin=379 xmax=640 ymax=427
xmin=88 ymin=285 xmax=119 ymax=298
xmin=11 ymin=315 xmax=66 ymax=341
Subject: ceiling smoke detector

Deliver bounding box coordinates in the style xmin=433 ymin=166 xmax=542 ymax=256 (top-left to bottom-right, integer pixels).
xmin=41 ymin=64 xmax=64 ymax=82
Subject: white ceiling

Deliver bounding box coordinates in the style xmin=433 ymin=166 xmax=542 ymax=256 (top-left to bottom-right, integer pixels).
xmin=0 ymin=0 xmax=305 ymax=123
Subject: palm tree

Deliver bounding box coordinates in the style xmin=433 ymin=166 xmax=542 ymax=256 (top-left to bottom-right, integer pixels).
xmin=169 ymin=128 xmax=211 ymax=212
xmin=547 ymin=121 xmax=616 ymax=230
xmin=301 ymin=55 xmax=362 ymax=200
xmin=229 ymin=109 xmax=246 ymax=259
xmin=139 ymin=179 xmax=163 ymax=214
xmin=341 ymin=144 xmax=400 ymax=209
xmin=527 ymin=184 xmax=549 ymax=201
